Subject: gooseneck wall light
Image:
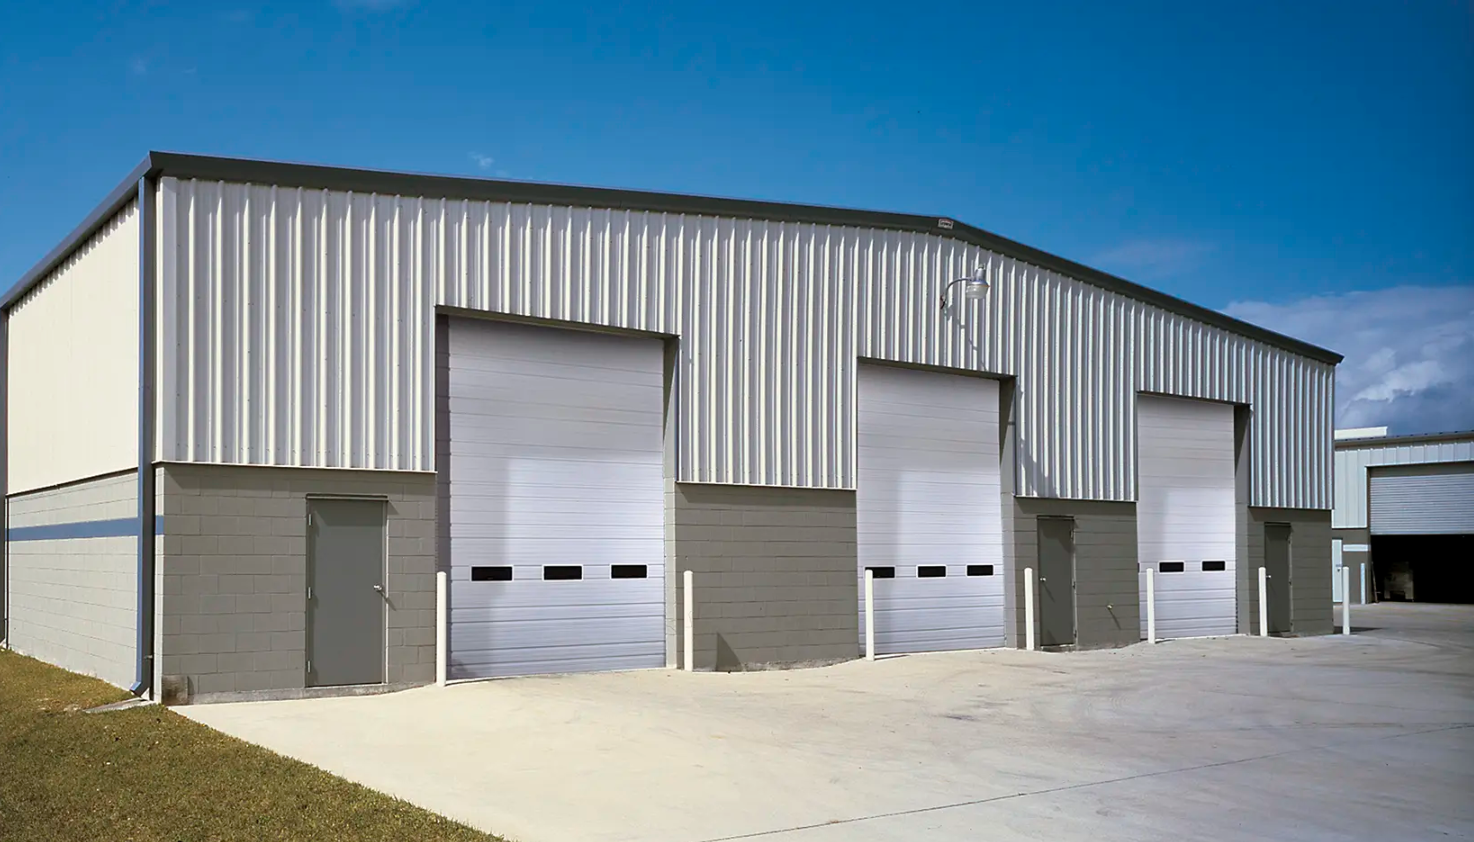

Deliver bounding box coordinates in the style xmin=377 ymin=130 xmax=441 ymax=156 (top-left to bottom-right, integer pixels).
xmin=939 ymin=265 xmax=991 ymax=355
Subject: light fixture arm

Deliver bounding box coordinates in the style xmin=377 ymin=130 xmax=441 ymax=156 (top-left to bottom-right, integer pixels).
xmin=939 ymin=269 xmax=990 ymax=359
xmin=938 ymin=278 xmax=984 ymax=312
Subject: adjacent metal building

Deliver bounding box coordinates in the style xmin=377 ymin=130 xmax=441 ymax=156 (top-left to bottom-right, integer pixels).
xmin=1332 ymin=429 xmax=1474 ymax=605
xmin=1 ymin=153 xmax=1341 ymax=700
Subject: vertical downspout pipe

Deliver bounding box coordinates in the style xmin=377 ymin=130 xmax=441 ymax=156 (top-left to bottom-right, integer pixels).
xmin=131 ymin=175 xmax=157 ymax=697
xmin=1 ymin=312 xmax=8 ymax=647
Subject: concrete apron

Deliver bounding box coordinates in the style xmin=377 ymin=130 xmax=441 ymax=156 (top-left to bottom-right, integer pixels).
xmin=181 ymin=605 xmax=1474 ymax=842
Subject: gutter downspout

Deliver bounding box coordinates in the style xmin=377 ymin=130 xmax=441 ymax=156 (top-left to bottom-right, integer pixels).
xmin=131 ymin=173 xmax=157 ymax=697
xmin=1 ymin=313 xmax=8 ymax=648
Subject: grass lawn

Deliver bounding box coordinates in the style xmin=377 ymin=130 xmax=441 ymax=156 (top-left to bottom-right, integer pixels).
xmin=0 ymin=650 xmax=505 ymax=842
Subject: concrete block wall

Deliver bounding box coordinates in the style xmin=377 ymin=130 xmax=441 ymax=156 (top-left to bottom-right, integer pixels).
xmin=4 ymin=471 xmax=139 ymax=687
xmin=158 ymin=464 xmax=436 ymax=698
xmin=1011 ymin=498 xmax=1141 ymax=649
xmin=1246 ymin=508 xmax=1333 ymax=636
xmin=671 ymin=483 xmax=858 ymax=670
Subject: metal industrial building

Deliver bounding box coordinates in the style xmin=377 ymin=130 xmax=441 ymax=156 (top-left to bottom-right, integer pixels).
xmin=1332 ymin=428 xmax=1474 ymax=605
xmin=1 ymin=153 xmax=1339 ymax=701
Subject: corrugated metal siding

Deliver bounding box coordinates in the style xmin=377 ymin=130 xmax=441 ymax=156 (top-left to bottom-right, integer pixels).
xmin=155 ymin=177 xmax=1333 ymax=507
xmin=1333 ymin=438 xmax=1474 ymax=528
xmin=8 ymin=201 xmax=139 ymax=494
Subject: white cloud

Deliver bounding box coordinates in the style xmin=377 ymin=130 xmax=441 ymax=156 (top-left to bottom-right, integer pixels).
xmin=1093 ymin=239 xmax=1215 ymax=280
xmin=1223 ymin=285 xmax=1474 ymax=435
xmin=469 ymin=153 xmax=494 ymax=171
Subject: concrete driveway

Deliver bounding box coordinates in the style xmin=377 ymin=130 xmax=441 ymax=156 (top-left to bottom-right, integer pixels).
xmin=182 ymin=604 xmax=1474 ymax=842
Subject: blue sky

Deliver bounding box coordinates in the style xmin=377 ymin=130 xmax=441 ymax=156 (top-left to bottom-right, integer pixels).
xmin=2 ymin=0 xmax=1470 ymax=433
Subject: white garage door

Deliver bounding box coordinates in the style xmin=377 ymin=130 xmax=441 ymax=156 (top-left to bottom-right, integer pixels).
xmin=857 ymin=365 xmax=1005 ymax=655
xmin=444 ymin=319 xmax=666 ymax=679
xmin=1370 ymin=462 xmax=1474 ymax=535
xmin=1136 ymin=396 xmax=1237 ymax=639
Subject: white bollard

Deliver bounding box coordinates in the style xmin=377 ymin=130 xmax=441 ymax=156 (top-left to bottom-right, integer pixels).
xmin=1342 ymin=566 xmax=1352 ymax=635
xmin=1258 ymin=566 xmax=1269 ymax=637
xmin=1146 ymin=568 xmax=1157 ymax=645
xmin=864 ymin=569 xmax=876 ymax=661
xmin=683 ymin=570 xmax=694 ymax=672
xmin=1361 ymin=562 xmax=1368 ymax=605
xmin=435 ymin=569 xmax=448 ymax=686
xmin=1024 ymin=567 xmax=1037 ymax=651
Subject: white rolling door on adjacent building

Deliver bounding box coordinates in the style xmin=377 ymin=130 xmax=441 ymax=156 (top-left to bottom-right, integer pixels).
xmin=444 ymin=319 xmax=666 ymax=679
xmin=857 ymin=365 xmax=1005 ymax=654
xmin=1137 ymin=396 xmax=1237 ymax=638
xmin=1369 ymin=462 xmax=1474 ymax=535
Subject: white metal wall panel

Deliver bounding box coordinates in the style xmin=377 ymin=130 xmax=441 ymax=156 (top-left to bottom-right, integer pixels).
xmin=1369 ymin=463 xmax=1474 ymax=535
xmin=1333 ymin=439 xmax=1474 ymax=528
xmin=1332 ymin=538 xmax=1344 ymax=603
xmin=8 ymin=202 xmax=139 ymax=494
xmin=444 ymin=319 xmax=665 ymax=679
xmin=156 ymin=177 xmax=1333 ymax=508
xmin=856 ymin=366 xmax=1004 ymax=653
xmin=1137 ymin=396 xmax=1237 ymax=638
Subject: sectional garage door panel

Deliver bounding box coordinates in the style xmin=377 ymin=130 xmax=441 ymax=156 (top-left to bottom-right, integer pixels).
xmin=445 ymin=319 xmax=666 ymax=680
xmin=1146 ymin=564 xmax=1239 ymax=639
xmin=857 ymin=366 xmax=1005 ymax=655
xmin=865 ymin=578 xmax=1005 ymax=652
xmin=1370 ymin=463 xmax=1474 ymax=535
xmin=1136 ymin=396 xmax=1237 ymax=639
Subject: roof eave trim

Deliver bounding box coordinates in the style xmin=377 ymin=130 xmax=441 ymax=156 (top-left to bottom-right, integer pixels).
xmin=1334 ymin=430 xmax=1474 ymax=449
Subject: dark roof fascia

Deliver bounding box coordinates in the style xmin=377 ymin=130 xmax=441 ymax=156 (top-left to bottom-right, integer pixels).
xmin=1335 ymin=430 xmax=1474 ymax=450
xmin=2 ymin=156 xmax=156 ymax=312
xmin=5 ymin=151 xmax=1344 ymax=365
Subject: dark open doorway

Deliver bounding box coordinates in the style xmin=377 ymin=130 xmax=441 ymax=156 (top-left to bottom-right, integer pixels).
xmin=1372 ymin=535 xmax=1474 ymax=604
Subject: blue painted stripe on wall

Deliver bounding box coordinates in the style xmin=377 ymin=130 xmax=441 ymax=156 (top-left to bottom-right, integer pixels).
xmin=7 ymin=516 xmax=165 ymax=542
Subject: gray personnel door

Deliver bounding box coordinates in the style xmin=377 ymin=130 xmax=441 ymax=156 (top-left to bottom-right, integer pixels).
xmin=307 ymin=498 xmax=387 ymax=687
xmin=1264 ymin=523 xmax=1293 ymax=634
xmin=1038 ymin=518 xmax=1077 ymax=647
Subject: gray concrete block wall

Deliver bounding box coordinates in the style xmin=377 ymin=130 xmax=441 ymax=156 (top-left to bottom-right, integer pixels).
xmin=153 ymin=482 xmax=166 ymax=697
xmin=1011 ymin=498 xmax=1141 ymax=649
xmin=671 ymin=483 xmax=858 ymax=670
xmin=1247 ymin=508 xmax=1334 ymax=636
xmin=158 ymin=464 xmax=436 ymax=698
xmin=664 ymin=479 xmax=679 ymax=668
xmin=5 ymin=471 xmax=139 ymax=687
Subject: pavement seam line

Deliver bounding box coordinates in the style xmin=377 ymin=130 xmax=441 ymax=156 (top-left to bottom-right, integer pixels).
xmin=692 ymin=721 xmax=1474 ymax=842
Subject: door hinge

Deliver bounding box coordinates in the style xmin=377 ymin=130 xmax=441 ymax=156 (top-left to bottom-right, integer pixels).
xmin=307 ymin=586 xmax=313 ymax=600
xmin=306 ymin=659 xmax=313 ymax=674
xmin=307 ymin=512 xmax=313 ymax=526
